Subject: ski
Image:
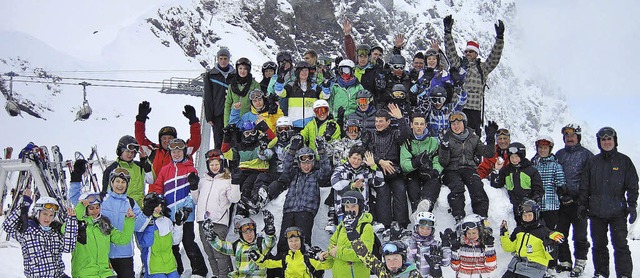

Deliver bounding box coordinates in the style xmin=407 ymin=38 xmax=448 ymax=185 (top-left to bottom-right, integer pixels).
xmin=76 ymin=151 xmax=100 ymax=193
xmin=50 ymin=146 xmax=69 ymax=206
xmin=28 ymin=146 xmax=68 ymax=219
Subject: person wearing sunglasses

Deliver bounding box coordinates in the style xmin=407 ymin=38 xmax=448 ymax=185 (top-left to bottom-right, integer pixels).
xmin=273 ymin=61 xmax=321 ymax=129
xmin=577 ymin=127 xmax=638 ymax=278
xmin=477 ymin=127 xmax=511 ymax=180
xmin=149 ymin=138 xmax=208 ymax=277
xmin=3 ymin=188 xmax=78 ymax=278
xmin=190 ymin=149 xmax=238 ymax=277
xmin=71 ymin=193 xmax=135 ymax=278
xmin=203 ymin=47 xmax=235 ymax=150
xmin=553 ymin=124 xmax=593 ymax=276
xmin=501 ymin=199 xmax=566 ymax=278
xmin=223 ymin=57 xmax=261 ymax=127
xmin=443 ymin=14 xmax=504 ymax=137
xmin=407 ymin=212 xmax=451 ymax=277
xmin=135 ymin=101 xmax=202 ymax=177
xmin=229 ymin=89 xmax=282 ymax=140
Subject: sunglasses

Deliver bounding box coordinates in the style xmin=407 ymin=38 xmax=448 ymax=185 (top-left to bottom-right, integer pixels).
xmin=314 ymin=107 xmax=329 ymax=115
xmin=36 ymin=202 xmax=60 ymax=212
xmin=249 ymin=92 xmax=265 ymax=100
xmin=356 ymin=49 xmax=370 ymax=56
xmin=597 ymin=127 xmax=616 ymax=139
xmin=417 ymin=219 xmax=435 ymax=227
xmin=460 ymin=221 xmax=478 ymax=231
xmin=277 ymin=126 xmax=292 ymax=133
xmin=382 ymin=243 xmax=399 ymax=255
xmin=240 ymin=224 xmax=256 ymax=234
xmin=390 ymin=64 xmax=404 ymax=70
xmin=347 ymin=126 xmax=360 ymax=134
xmin=124 ymin=143 xmax=140 ymax=152
xmin=449 ymin=113 xmax=465 ymax=123
xmin=299 ymin=155 xmax=315 ymax=163
xmin=342 ymin=196 xmax=359 ymax=205
xmin=357 ymin=98 xmax=369 ymax=106
xmin=168 ymin=141 xmax=186 ymax=150
xmin=285 ymin=229 xmax=303 ymax=239
xmin=430 ymin=97 xmax=446 ymax=104
xmin=496 ymin=128 xmax=510 ymax=137
xmin=205 ymin=149 xmax=223 ymax=160
xmin=243 ymin=130 xmax=257 ymax=137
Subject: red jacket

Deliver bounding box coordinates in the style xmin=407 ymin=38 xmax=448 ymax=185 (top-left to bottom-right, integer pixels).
xmin=134 ymin=120 xmax=201 ymax=177
xmin=477 ymin=146 xmax=510 ymax=179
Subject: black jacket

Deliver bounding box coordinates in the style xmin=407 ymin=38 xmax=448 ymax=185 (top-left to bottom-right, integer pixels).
xmin=203 ymin=66 xmax=236 ymax=121
xmin=555 ymin=144 xmax=594 ymax=196
xmin=490 ymin=158 xmax=544 ymax=206
xmin=371 ymin=118 xmax=411 ymax=165
xmin=439 ymin=128 xmax=495 ymax=171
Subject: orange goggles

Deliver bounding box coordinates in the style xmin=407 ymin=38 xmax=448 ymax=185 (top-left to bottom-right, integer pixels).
xmin=357 ymin=98 xmax=369 ymax=106
xmin=285 ymin=229 xmax=303 ymax=239
xmin=314 ymin=107 xmax=329 ymax=115
xmin=37 ymin=202 xmax=60 ymax=212
xmin=277 ymin=126 xmax=292 ymax=133
xmin=205 ymin=149 xmax=223 ymax=160
xmin=449 ymin=113 xmax=465 ymax=123
xmin=347 ymin=126 xmax=360 ymax=134
xmin=240 ymin=224 xmax=256 ymax=234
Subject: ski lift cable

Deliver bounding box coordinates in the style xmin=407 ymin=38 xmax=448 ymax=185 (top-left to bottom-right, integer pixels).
xmin=12 ymin=74 xmax=164 ymax=84
xmin=9 ymin=79 xmax=163 ymax=90
xmin=41 ymin=69 xmax=203 ymax=74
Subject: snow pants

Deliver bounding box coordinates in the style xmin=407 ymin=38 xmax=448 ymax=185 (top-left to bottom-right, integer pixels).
xmin=172 ymin=221 xmax=208 ymax=276
xmin=211 ymin=115 xmax=224 ymax=150
xmin=540 ymin=210 xmax=559 ymax=267
xmin=406 ymin=171 xmax=441 ymax=213
xmin=556 ymin=202 xmax=589 ymax=264
xmin=443 ymin=168 xmax=489 ymax=219
xmin=590 ymin=216 xmax=632 ymax=277
xmin=198 ymin=222 xmax=231 ymax=277
xmin=375 ymin=175 xmax=409 ymax=228
xmin=110 ymin=257 xmax=135 ymax=278
xmin=277 ymin=211 xmax=316 ymax=255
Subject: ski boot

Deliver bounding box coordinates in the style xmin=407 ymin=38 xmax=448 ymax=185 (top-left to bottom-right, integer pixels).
xmin=325 ymin=207 xmax=337 ymax=234
xmin=371 ymin=222 xmax=386 ymax=234
xmin=570 ymin=259 xmax=586 ymax=277
xmin=556 ymin=261 xmax=572 ymax=273
xmin=543 ymin=268 xmax=557 ymax=278
xmin=255 ymin=187 xmax=270 ymax=210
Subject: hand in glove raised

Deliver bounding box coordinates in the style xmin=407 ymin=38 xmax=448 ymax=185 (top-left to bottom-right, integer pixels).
xmin=289 ymin=135 xmax=303 ymax=152
xmin=324 ymin=121 xmax=337 ymax=141
xmin=484 ymin=121 xmax=499 ymax=141
xmin=71 ymin=159 xmax=88 ymax=182
xmin=443 ymin=15 xmax=454 ymax=33
xmin=137 ymin=101 xmax=151 ymax=122
xmin=263 ymin=210 xmax=276 ymax=236
xmin=495 ymin=20 xmax=505 ymax=39
xmin=183 ymin=105 xmax=199 ymax=124
xmin=174 ymin=207 xmax=192 ymax=225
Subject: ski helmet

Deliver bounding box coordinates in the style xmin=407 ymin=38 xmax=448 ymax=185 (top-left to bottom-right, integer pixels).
xmin=241 ymin=122 xmax=259 ymax=144
xmin=109 ymin=167 xmax=131 ymax=191
xmin=415 ymin=211 xmax=436 ymax=228
xmin=518 ymin=199 xmax=541 ymax=223
xmin=262 ymin=61 xmax=277 ymax=73
xmin=430 ymin=86 xmax=447 ymax=105
xmin=381 ymin=241 xmax=408 ymax=265
xmin=116 ymin=135 xmax=139 ymax=156
xmin=338 ymin=59 xmax=355 ymax=69
xmin=344 ymin=118 xmax=362 ymax=136
xmin=561 ymin=123 xmax=582 ymax=143
xmin=535 ymin=135 xmax=555 ymax=152
xmin=596 ymin=126 xmax=618 ymax=149
xmin=276 ymin=51 xmax=292 ymax=64
xmin=312 ymin=99 xmax=330 ymax=117
xmin=235 ymin=57 xmax=252 ymax=72
xmin=158 ymin=126 xmax=177 ymax=143
xmin=276 ymin=116 xmax=292 ymax=128
xmin=356 ymin=44 xmax=371 ymax=56
xmin=242 ymin=121 xmax=257 ymax=132
xmin=284 ymin=226 xmax=304 ymax=239
xmin=34 ymin=196 xmax=60 ymax=218
xmin=235 ymin=217 xmax=257 ymax=239
xmin=79 ymin=192 xmax=102 ymax=205
xmin=295 ymin=61 xmax=314 ymax=81
xmin=297 ymin=147 xmax=315 ymax=164
xmin=276 ymin=117 xmax=294 ymax=142
xmin=390 ymin=84 xmax=407 ymax=100
xmin=205 ymin=149 xmax=226 ymax=173
xmin=424 ymin=49 xmax=441 ymax=68
xmin=357 ymin=89 xmax=372 ymax=100
xmin=448 ymin=111 xmax=467 ymax=127
xmin=389 ymin=55 xmax=406 ymax=67
xmin=507 ymin=142 xmax=527 ymax=161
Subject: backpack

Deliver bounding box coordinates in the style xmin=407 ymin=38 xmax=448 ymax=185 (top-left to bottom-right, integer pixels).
xmin=281 ymin=252 xmax=318 ymax=277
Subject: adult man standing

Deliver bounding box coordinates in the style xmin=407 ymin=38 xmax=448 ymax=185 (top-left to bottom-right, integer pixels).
xmin=554 ymin=124 xmax=592 ymax=276
xmin=203 ymin=48 xmax=235 ymax=149
xmin=443 ymin=15 xmax=504 ymax=136
xmin=578 ymin=127 xmax=638 ymax=278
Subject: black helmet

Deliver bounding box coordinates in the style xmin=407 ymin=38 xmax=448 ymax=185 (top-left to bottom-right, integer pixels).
xmin=596 ymin=126 xmax=618 ymax=150
xmin=236 ymin=57 xmax=252 ymax=71
xmin=507 ymin=142 xmax=527 ymax=160
xmin=262 ymin=61 xmax=277 ymax=73
xmin=381 ymin=241 xmax=408 ymax=267
xmin=389 ymin=55 xmax=406 ymax=66
xmin=341 ymin=190 xmax=365 ymax=214
xmin=518 ymin=199 xmax=541 ymax=223
xmin=390 ymin=84 xmax=407 ymax=100
xmin=561 ymin=123 xmax=582 ymax=143
xmin=356 ymin=89 xmax=372 ymax=99
xmin=356 ymin=44 xmax=371 ymax=56
xmin=116 ymin=135 xmax=139 ymax=156
xmin=429 ymin=86 xmax=447 ymax=105
xmin=158 ymin=126 xmax=177 ymax=144
xmin=295 ymin=61 xmax=312 ymax=70
xmin=276 ymin=51 xmax=292 ymax=63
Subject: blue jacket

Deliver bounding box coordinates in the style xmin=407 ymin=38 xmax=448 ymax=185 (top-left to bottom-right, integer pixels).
xmin=280 ymin=149 xmax=332 ymax=214
xmin=555 ymin=144 xmax=594 ymax=196
xmin=531 ymin=154 xmax=566 ymax=211
xmin=101 ymin=191 xmax=149 ymax=258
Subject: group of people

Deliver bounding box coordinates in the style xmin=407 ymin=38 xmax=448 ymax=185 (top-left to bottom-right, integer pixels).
xmin=2 ymin=14 xmax=638 ymax=278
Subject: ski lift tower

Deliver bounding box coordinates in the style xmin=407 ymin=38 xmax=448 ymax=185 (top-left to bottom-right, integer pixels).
xmin=160 ymin=75 xmax=211 ymax=174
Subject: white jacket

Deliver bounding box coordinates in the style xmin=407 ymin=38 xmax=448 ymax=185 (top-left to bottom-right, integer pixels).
xmin=191 ymin=173 xmax=240 ymax=225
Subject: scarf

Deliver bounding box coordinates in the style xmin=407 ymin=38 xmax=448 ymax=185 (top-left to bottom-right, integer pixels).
xmin=231 ymin=73 xmax=253 ymax=97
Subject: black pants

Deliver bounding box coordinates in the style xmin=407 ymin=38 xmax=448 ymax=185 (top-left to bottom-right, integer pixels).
xmin=463 ymin=108 xmax=482 ymax=136
xmin=540 ymin=210 xmax=559 ymax=267
xmin=211 ymin=115 xmax=224 ymax=150
xmin=233 ymin=170 xmax=262 ymax=199
xmin=443 ymin=168 xmax=489 ymax=218
xmin=172 ymin=221 xmax=208 ymax=276
xmin=406 ymin=172 xmax=441 ymax=212
xmin=265 ymin=176 xmax=288 ymax=200
xmin=375 ymin=175 xmax=409 ymax=228
xmin=501 ymin=270 xmax=529 ymax=278
xmin=556 ymin=202 xmax=589 ymax=264
xmin=277 ymin=211 xmax=316 ymax=255
xmin=109 ymin=257 xmax=135 ymax=278
xmin=590 ymin=216 xmax=632 ymax=277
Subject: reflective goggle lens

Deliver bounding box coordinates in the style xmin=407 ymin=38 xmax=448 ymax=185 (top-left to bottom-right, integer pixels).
xmin=285 ymin=229 xmax=302 ymax=239
xmin=168 ymin=141 xmax=186 ymax=150
xmin=126 ymin=143 xmax=140 ymax=152
xmin=461 ymin=221 xmax=478 ymax=231
xmin=205 ymin=149 xmax=223 ymax=160
xmin=497 ymin=128 xmax=510 ymax=137
xmin=449 ymin=113 xmax=465 ymax=122
xmin=391 ymin=64 xmax=404 ymax=70
xmin=277 ymin=126 xmax=291 ymax=133
xmin=249 ymin=91 xmax=265 ymax=100
xmin=299 ymin=155 xmax=314 ymax=163
xmin=37 ymin=202 xmax=60 ymax=212
xmin=340 ymin=67 xmax=352 ymax=75
xmin=357 ymin=49 xmax=370 ymax=56
xmin=84 ymin=193 xmax=102 ymax=204
xmin=536 ymin=140 xmax=552 ymax=146
xmin=430 ymin=97 xmax=445 ymax=104
xmin=347 ymin=126 xmax=360 ymax=134
xmin=243 ymin=130 xmax=257 ymax=137
xmin=561 ymin=127 xmax=576 ymax=136
xmin=342 ymin=196 xmax=359 ymax=205
xmin=508 ymin=146 xmax=520 ymax=154
xmin=392 ymin=91 xmax=405 ymax=99
xmin=277 ymin=54 xmax=292 ymax=63
xmin=418 ymin=219 xmax=435 ymax=227
xmin=314 ymin=107 xmax=329 ymax=115
xmin=357 ymin=98 xmax=369 ymax=105
xmin=240 ymin=224 xmax=256 ymax=233
xmin=322 ymin=59 xmax=332 ymax=66
xmin=382 ymin=243 xmax=398 ymax=255
xmin=597 ymin=128 xmax=616 ymax=139
xmin=113 ymin=167 xmax=130 ymax=177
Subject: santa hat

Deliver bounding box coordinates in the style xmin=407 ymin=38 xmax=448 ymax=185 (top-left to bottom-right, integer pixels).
xmin=465 ymin=41 xmax=480 ymax=54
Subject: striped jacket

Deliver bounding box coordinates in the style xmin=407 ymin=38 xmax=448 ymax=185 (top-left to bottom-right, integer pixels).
xmin=450 ymin=237 xmax=496 ymax=277
xmin=149 ymin=159 xmax=197 ymax=223
xmin=331 ymin=161 xmax=385 ymax=207
xmin=531 ymin=154 xmax=566 ymax=211
xmin=444 ymin=33 xmax=504 ymax=111
xmin=210 ymin=234 xmax=276 ymax=278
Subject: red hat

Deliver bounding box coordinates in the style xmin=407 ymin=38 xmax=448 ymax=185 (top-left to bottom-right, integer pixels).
xmin=465 ymin=41 xmax=480 ymax=54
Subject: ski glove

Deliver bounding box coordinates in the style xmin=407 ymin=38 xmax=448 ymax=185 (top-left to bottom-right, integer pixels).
xmin=316 ymin=137 xmax=327 ymax=155
xmin=483 ymin=234 xmax=495 ymax=246
xmin=324 ymin=121 xmax=337 ymax=141
xmin=337 ymin=107 xmax=345 ymax=132
xmin=439 ymin=231 xmax=450 ymax=247
xmin=443 ymin=15 xmax=454 ymax=34
xmin=137 ymin=101 xmax=151 ymax=122
xmin=444 ymin=228 xmax=460 ymax=251
xmin=495 ymin=20 xmax=505 ymax=39
xmin=202 ymin=219 xmax=218 ymax=242
xmin=143 ymin=196 xmax=160 ymax=217
xmin=267 ymin=94 xmax=280 ymax=115
xmin=245 ymin=249 xmax=260 ymax=262
xmin=174 ymin=207 xmax=192 ymax=225
xmin=187 ymin=172 xmax=199 ymax=191
xmin=263 ymin=209 xmax=276 ymax=236
xmin=424 ymin=252 xmax=443 ymax=278
xmin=222 ymin=125 xmax=237 ymax=143
xmin=71 ymin=159 xmax=87 ymax=182
xmin=484 ymin=121 xmax=499 ymax=142
xmin=289 ymin=135 xmax=303 ymax=153
xmin=259 ymin=133 xmax=270 ymax=151
xmin=628 ymin=206 xmax=637 ymax=224
xmin=183 ymin=105 xmax=199 ymax=124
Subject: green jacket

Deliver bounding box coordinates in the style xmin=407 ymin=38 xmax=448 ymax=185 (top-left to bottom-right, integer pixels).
xmin=71 ymin=204 xmax=135 ymax=278
xmin=351 ymin=238 xmax=421 ymax=278
xmin=327 ymin=83 xmax=364 ymax=119
xmin=329 ymin=212 xmax=374 ymax=278
xmin=400 ymin=135 xmax=443 ymax=174
xmin=224 ymin=79 xmax=260 ymax=126
xmin=300 ymin=118 xmax=341 ymax=151
xmin=258 ymin=249 xmax=333 ymax=277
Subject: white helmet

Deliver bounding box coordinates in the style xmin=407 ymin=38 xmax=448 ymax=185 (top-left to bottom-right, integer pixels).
xmin=313 ymin=99 xmax=329 ymax=109
xmin=535 ymin=134 xmax=554 ymax=147
xmin=415 ymin=211 xmax=436 ymax=228
xmin=34 ymin=196 xmax=60 ymax=217
xmin=338 ymin=59 xmax=355 ymax=69
xmin=276 ymin=116 xmax=292 ymax=127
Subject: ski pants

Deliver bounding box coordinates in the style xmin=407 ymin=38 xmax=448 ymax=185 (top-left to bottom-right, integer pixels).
xmin=233 ymin=169 xmax=262 ymax=200
xmin=198 ymin=222 xmax=231 ymax=277
xmin=211 ymin=115 xmax=224 ymax=150
xmin=556 ymin=202 xmax=589 ymax=264
xmin=406 ymin=171 xmax=441 ymax=213
xmin=172 ymin=221 xmax=208 ymax=276
xmin=540 ymin=210 xmax=559 ymax=267
xmin=463 ymin=108 xmax=482 ymax=137
xmin=110 ymin=257 xmax=135 ymax=278
xmin=443 ymin=168 xmax=489 ymax=218
xmin=375 ymin=175 xmax=409 ymax=228
xmin=265 ymin=174 xmax=288 ymax=200
xmin=277 ymin=211 xmax=316 ymax=255
xmin=590 ymin=216 xmax=632 ymax=278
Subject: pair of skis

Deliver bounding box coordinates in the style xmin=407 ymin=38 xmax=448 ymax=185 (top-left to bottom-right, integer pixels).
xmin=73 ymin=145 xmax=106 ymax=195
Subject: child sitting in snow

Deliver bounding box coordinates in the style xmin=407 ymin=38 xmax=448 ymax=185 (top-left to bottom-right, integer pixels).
xmin=407 ymin=212 xmax=451 ymax=278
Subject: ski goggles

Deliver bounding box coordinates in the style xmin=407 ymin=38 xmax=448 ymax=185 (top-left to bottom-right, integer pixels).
xmin=339 ymin=67 xmax=352 ymax=75
xmin=168 ymin=141 xmax=186 ymax=150
xmin=285 ymin=229 xmax=303 ymax=239
xmin=496 ymin=128 xmax=510 ymax=137
xmin=205 ymin=149 xmax=223 ymax=160
xmin=357 ymin=49 xmax=370 ymax=57
xmin=391 ymin=91 xmax=406 ymax=99
xmin=243 ymin=130 xmax=257 ymax=137
xmin=249 ymin=91 xmax=265 ymax=100
xmin=240 ymin=224 xmax=256 ymax=234
xmin=112 ymin=167 xmax=131 ymax=179
xmin=425 ymin=49 xmax=439 ymax=57
xmin=124 ymin=143 xmax=140 ymax=152
xmin=313 ymin=107 xmax=329 ymax=116
xmin=508 ymin=146 xmax=521 ymax=154
xmin=417 ymin=219 xmax=435 ymax=227
xmin=381 ymin=243 xmax=400 ymax=256
xmin=449 ymin=113 xmax=465 ymax=123
xmin=536 ymin=140 xmax=552 ymax=146
xmin=298 ymin=154 xmax=315 ymax=163
xmin=430 ymin=97 xmax=446 ymax=104
xmin=460 ymin=221 xmax=478 ymax=231
xmin=143 ymin=192 xmax=165 ymax=204
xmin=561 ymin=126 xmax=579 ymax=136
xmin=36 ymin=202 xmax=60 ymax=212
xmin=341 ymin=196 xmax=359 ymax=205
xmin=390 ymin=64 xmax=404 ymax=70
xmin=357 ymin=98 xmax=370 ymax=106
xmin=277 ymin=54 xmax=292 ymax=63
xmin=597 ymin=127 xmax=616 ymax=139
xmin=262 ymin=62 xmax=277 ymax=71
xmin=83 ymin=193 xmax=102 ymax=205
xmin=346 ymin=126 xmax=360 ymax=134
xmin=277 ymin=126 xmax=292 ymax=133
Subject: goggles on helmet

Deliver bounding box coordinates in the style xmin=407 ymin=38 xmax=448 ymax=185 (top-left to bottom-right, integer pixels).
xmin=249 ymin=91 xmax=265 ymax=100
xmin=339 ymin=67 xmax=352 ymax=75
xmin=382 ymin=243 xmax=399 ymax=256
xmin=417 ymin=219 xmax=435 ymax=227
xmin=83 ymin=193 xmax=102 ymax=205
xmin=508 ymin=146 xmax=521 ymax=154
xmin=449 ymin=113 xmax=465 ymax=123
xmin=144 ymin=192 xmax=164 ymax=203
xmin=205 ymin=149 xmax=223 ymax=160
xmin=391 ymin=91 xmax=406 ymax=99
xmin=346 ymin=126 xmax=360 ymax=134
xmin=243 ymin=130 xmax=257 ymax=137
xmin=36 ymin=202 xmax=60 ymax=212
xmin=536 ymin=140 xmax=552 ymax=146
xmin=299 ymin=154 xmax=315 ymax=163
xmin=430 ymin=96 xmax=446 ymax=104
xmin=277 ymin=53 xmax=292 ymax=63
xmin=425 ymin=49 xmax=439 ymax=57
xmin=285 ymin=229 xmax=303 ymax=239
xmin=168 ymin=141 xmax=186 ymax=150
xmin=597 ymin=127 xmax=616 ymax=139
xmin=342 ymin=196 xmax=359 ymax=205
xmin=321 ymin=59 xmax=332 ymax=66
xmin=262 ymin=62 xmax=277 ymax=71
xmin=240 ymin=223 xmax=256 ymax=234
xmin=496 ymin=128 xmax=510 ymax=137
xmin=112 ymin=167 xmax=131 ymax=179
xmin=390 ymin=64 xmax=404 ymax=70
xmin=314 ymin=107 xmax=329 ymax=116
xmin=277 ymin=126 xmax=292 ymax=133
xmin=460 ymin=221 xmax=478 ymax=231
xmin=561 ymin=127 xmax=577 ymax=136
xmin=124 ymin=143 xmax=140 ymax=152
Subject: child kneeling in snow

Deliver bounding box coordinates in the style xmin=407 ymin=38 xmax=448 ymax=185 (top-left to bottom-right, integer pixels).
xmin=2 ymin=188 xmax=78 ymax=278
xmin=408 ymin=212 xmax=451 ymax=278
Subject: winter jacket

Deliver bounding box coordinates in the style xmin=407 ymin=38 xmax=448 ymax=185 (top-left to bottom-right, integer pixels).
xmin=222 ymin=141 xmax=273 ymax=171
xmin=555 ymin=143 xmax=594 ymax=197
xmin=477 ymin=146 xmax=510 ymax=179
xmin=500 ymin=221 xmax=561 ymax=272
xmin=380 ymin=71 xmax=413 ymax=107
xmin=224 ymin=77 xmax=260 ymax=126
xmin=329 ymin=212 xmax=375 ymax=278
xmin=100 ymin=190 xmax=148 ymax=258
xmin=331 ymin=161 xmax=384 ymax=206
xmin=2 ymin=198 xmax=78 ymax=278
xmin=419 ymin=90 xmax=467 ymax=136
xmin=322 ymin=80 xmax=365 ymax=119
xmin=450 ymin=236 xmax=496 ymax=278
xmin=71 ymin=203 xmax=134 ymax=278
xmin=101 ymin=157 xmax=152 ymax=207
xmin=280 ymin=150 xmax=332 ymax=214
xmin=343 ymin=34 xmax=383 ymax=99
xmin=134 ymin=119 xmax=201 ymax=178
xmin=439 ymin=128 xmax=495 ymax=171
xmin=444 ymin=33 xmax=504 ymax=111
xmin=407 ymin=233 xmax=452 ymax=277
xmin=203 ymin=65 xmax=236 ymax=121
xmin=300 ymin=117 xmax=341 ymax=151
xmin=578 ymin=149 xmax=639 ymax=218
xmin=268 ymin=70 xmax=296 ymax=95
xmin=257 ymin=249 xmax=334 ymax=278
xmin=275 ymin=80 xmax=320 ymax=128
xmin=136 ymin=216 xmax=183 ymax=275
xmin=350 ymin=237 xmax=421 ymax=278
xmin=400 ymin=134 xmax=443 ymax=174
xmin=229 ymin=104 xmax=283 ymax=138
xmin=489 ymin=158 xmax=544 ymax=207
xmin=192 ymin=172 xmax=240 ymax=225
xmin=211 ymin=234 xmax=276 ymax=278
xmin=346 ymin=105 xmax=377 ymax=132
xmin=149 ymin=159 xmax=197 ymax=223
xmin=372 ymin=117 xmax=412 ymax=166
xmin=531 ymin=154 xmax=566 ymax=211
xmin=411 ymin=69 xmax=453 ymax=98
